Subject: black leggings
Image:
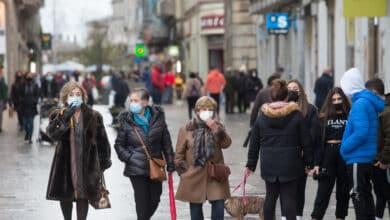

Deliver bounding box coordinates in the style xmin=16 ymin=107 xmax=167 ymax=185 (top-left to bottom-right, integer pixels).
xmin=264 ymin=179 xmax=298 ymax=220
xmin=130 ymin=176 xmax=163 ymax=220
xmin=187 ymin=96 xmax=199 ymax=119
xmin=60 ymin=200 xmax=89 ymax=220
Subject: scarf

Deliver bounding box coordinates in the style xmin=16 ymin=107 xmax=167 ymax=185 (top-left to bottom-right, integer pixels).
xmin=133 ymin=107 xmax=151 ymax=132
xmin=190 ymin=118 xmax=215 ymax=167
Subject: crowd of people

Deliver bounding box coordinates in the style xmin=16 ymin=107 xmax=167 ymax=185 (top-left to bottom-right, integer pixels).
xmin=0 ymin=63 xmax=389 ymax=220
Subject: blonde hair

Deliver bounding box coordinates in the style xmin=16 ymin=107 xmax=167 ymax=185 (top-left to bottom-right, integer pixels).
xmin=59 ymin=81 xmax=88 ymax=105
xmin=194 ymin=96 xmax=217 ymax=112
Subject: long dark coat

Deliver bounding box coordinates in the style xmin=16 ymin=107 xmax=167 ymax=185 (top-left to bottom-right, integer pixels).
xmin=46 ymin=104 xmax=112 ymax=201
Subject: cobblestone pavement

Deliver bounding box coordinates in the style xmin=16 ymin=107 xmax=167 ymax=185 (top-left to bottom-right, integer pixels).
xmin=0 ymin=102 xmax=387 ymax=219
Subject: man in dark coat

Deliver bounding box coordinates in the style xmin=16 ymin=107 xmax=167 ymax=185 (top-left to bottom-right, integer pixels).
xmin=0 ymin=67 xmax=8 ymax=132
xmin=223 ymin=68 xmax=237 ymax=114
xmin=314 ymin=68 xmax=334 ymax=110
xmin=20 ymin=73 xmax=40 ymax=143
xmin=9 ymin=72 xmax=24 ymax=131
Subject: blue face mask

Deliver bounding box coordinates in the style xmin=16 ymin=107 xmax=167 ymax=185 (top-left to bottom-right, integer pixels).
xmin=46 ymin=76 xmax=53 ymax=81
xmin=129 ymin=103 xmax=142 ymax=114
xmin=67 ymin=96 xmax=83 ymax=108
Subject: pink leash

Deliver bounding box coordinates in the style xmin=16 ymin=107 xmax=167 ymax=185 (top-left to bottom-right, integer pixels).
xmin=233 ymin=169 xmax=251 ymax=206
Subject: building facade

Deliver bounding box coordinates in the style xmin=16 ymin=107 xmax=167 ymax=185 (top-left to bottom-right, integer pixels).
xmin=250 ymin=0 xmax=390 ymax=99
xmin=180 ymin=0 xmax=225 ymax=78
xmin=0 ymin=0 xmax=42 ymax=84
xmin=224 ymin=0 xmax=257 ymax=71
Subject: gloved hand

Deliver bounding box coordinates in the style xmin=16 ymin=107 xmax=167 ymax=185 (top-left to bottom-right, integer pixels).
xmin=62 ymin=107 xmax=76 ymax=122
xmin=167 ymin=163 xmax=176 ymax=173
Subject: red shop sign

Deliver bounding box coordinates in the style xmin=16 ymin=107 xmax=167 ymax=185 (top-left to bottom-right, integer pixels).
xmin=201 ymin=15 xmax=224 ymax=30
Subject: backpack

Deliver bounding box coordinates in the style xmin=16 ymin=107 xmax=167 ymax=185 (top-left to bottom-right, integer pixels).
xmin=189 ymin=84 xmax=199 ymax=97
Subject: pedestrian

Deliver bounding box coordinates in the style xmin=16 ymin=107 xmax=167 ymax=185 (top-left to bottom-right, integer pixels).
xmin=236 ymin=70 xmax=248 ymax=113
xmin=310 ymin=87 xmax=351 ymax=220
xmin=46 ymin=81 xmax=112 ymax=220
xmin=249 ymin=73 xmax=281 ymax=127
xmin=9 ymin=71 xmax=24 ymax=131
xmin=175 ymin=96 xmax=232 ymax=220
xmin=245 ymin=79 xmax=313 ymax=220
xmin=280 ymin=79 xmax=319 ymax=220
xmin=114 ymin=88 xmax=175 ymax=220
xmin=163 ymin=70 xmax=175 ymax=104
xmin=113 ymin=74 xmax=130 ymax=108
xmin=20 ymin=72 xmax=40 ymax=143
xmin=183 ymin=72 xmax=202 ymax=119
xmin=0 ymin=67 xmax=8 ymax=132
xmin=244 ymin=69 xmax=263 ymax=106
xmin=142 ymin=67 xmax=152 ymax=92
xmin=82 ymin=73 xmax=96 ymax=107
xmin=204 ymin=67 xmax=226 ymax=115
xmin=151 ymin=64 xmax=165 ymax=105
xmin=340 ymin=68 xmax=385 ymax=220
xmin=372 ymin=92 xmax=390 ymax=220
xmin=174 ymin=73 xmax=185 ymax=100
xmin=41 ymin=72 xmax=59 ymax=103
xmin=314 ymin=68 xmax=334 ymax=110
xmin=223 ymin=68 xmax=236 ymax=114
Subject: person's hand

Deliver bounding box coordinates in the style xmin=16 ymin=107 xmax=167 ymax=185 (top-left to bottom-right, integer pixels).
xmin=53 ymin=97 xmax=59 ymax=102
xmin=43 ymin=98 xmax=48 ymax=103
xmin=305 ymin=166 xmax=313 ymax=175
xmin=244 ymin=167 xmax=253 ymax=176
xmin=167 ymin=163 xmax=175 ymax=172
xmin=205 ymin=119 xmax=218 ymax=132
xmin=311 ymin=166 xmax=320 ymax=175
xmin=63 ymin=107 xmax=76 ymax=122
xmin=374 ymin=161 xmax=388 ymax=170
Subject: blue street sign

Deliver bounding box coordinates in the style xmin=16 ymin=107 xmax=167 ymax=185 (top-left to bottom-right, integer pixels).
xmin=266 ymin=13 xmax=290 ymax=34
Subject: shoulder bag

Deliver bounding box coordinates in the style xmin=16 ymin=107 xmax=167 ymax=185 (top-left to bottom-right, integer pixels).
xmin=132 ymin=126 xmax=167 ymax=181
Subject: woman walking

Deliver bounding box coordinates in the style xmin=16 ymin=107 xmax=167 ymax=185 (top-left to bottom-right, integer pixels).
xmin=46 ymin=81 xmax=112 ymax=220
xmin=114 ymin=88 xmax=175 ymax=220
xmin=175 ymin=96 xmax=232 ymax=220
xmin=183 ymin=72 xmax=202 ymax=119
xmin=245 ymin=79 xmax=313 ymax=220
xmin=311 ymin=87 xmax=351 ymax=220
xmin=280 ymin=80 xmax=320 ymax=220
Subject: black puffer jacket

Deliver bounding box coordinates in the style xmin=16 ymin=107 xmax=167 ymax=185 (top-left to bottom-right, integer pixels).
xmin=114 ymin=106 xmax=175 ymax=177
xmin=246 ymin=102 xmax=313 ymax=183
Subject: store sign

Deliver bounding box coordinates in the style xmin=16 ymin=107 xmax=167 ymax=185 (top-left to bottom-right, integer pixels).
xmin=201 ymin=15 xmax=224 ymax=30
xmin=266 ymin=13 xmax=290 ymax=34
xmin=344 ymin=0 xmax=387 ymax=17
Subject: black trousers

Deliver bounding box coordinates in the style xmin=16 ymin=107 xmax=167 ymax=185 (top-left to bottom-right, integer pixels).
xmin=264 ymin=179 xmax=298 ymax=220
xmin=60 ymin=200 xmax=89 ymax=220
xmin=372 ymin=166 xmax=390 ymax=218
xmin=187 ymin=96 xmax=199 ymax=119
xmin=281 ymin=175 xmax=307 ymax=217
xmin=348 ymin=163 xmax=376 ymax=220
xmin=311 ymin=144 xmax=349 ymax=219
xmin=224 ymin=92 xmax=235 ymax=114
xmin=130 ymin=176 xmax=163 ymax=220
xmin=237 ymin=92 xmax=247 ymax=113
xmin=209 ymin=93 xmax=220 ymax=114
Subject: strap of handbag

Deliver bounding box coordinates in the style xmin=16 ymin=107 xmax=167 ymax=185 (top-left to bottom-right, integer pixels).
xmin=131 ymin=125 xmax=152 ymax=160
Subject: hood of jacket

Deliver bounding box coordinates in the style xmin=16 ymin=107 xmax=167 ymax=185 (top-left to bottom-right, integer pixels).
xmin=260 ymin=102 xmax=300 ymax=128
xmin=340 ymin=67 xmax=365 ymax=97
xmin=208 ymin=69 xmax=221 ymax=77
xmin=353 ymin=89 xmax=385 ymax=113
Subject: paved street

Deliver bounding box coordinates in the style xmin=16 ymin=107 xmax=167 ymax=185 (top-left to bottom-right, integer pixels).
xmin=0 ymin=102 xmax=387 ymax=220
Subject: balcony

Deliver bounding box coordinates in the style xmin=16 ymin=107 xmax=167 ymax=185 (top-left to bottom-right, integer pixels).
xmin=157 ymin=0 xmax=175 ymax=18
xmin=249 ymin=0 xmax=299 ymax=14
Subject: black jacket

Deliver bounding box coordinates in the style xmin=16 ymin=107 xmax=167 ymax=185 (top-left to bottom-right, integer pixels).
xmin=246 ymin=102 xmax=313 ymax=183
xmin=41 ymin=79 xmax=59 ymax=99
xmin=114 ymin=106 xmax=175 ymax=177
xmin=46 ymin=104 xmax=112 ymax=201
xmin=20 ymin=81 xmax=40 ymax=116
xmin=314 ymin=74 xmax=333 ymax=109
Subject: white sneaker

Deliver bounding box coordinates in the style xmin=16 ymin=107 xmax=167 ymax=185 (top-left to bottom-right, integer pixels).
xmin=296 ymin=216 xmax=303 ymax=220
xmin=281 ymin=217 xmax=287 ymax=220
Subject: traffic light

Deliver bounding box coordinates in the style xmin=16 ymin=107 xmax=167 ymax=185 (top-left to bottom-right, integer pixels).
xmin=41 ymin=33 xmax=52 ymax=50
xmin=135 ymin=44 xmax=146 ymax=57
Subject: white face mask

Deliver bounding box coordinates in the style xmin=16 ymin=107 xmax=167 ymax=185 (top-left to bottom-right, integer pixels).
xmin=199 ymin=110 xmax=214 ymax=121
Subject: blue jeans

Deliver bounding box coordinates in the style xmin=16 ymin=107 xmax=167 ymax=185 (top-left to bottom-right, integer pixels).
xmin=23 ymin=116 xmax=34 ymax=140
xmin=189 ymin=200 xmax=224 ymax=220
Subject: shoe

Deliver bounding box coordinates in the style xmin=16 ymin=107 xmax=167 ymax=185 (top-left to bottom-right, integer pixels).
xmin=28 ymin=140 xmax=33 ymax=144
